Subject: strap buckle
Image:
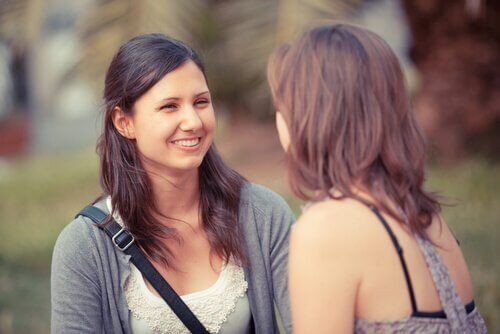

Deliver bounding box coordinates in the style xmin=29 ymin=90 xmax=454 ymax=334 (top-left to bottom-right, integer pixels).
xmin=111 ymin=227 xmax=135 ymax=251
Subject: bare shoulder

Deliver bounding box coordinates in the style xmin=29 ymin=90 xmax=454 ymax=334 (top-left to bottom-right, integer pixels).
xmin=292 ymin=198 xmax=381 ymax=261
xmin=295 ymin=199 xmax=379 ymax=242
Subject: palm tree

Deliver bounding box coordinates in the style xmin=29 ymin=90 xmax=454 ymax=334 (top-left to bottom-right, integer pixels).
xmin=209 ymin=0 xmax=367 ymax=118
xmin=1 ymin=0 xmax=370 ymax=120
xmin=75 ymin=0 xmax=367 ymax=116
xmin=76 ymin=0 xmax=208 ymax=98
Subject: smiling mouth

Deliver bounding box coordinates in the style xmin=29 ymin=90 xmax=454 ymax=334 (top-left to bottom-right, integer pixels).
xmin=171 ymin=137 xmax=201 ymax=147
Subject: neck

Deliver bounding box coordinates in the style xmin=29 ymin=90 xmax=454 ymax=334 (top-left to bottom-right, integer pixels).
xmin=148 ymin=168 xmax=201 ymax=221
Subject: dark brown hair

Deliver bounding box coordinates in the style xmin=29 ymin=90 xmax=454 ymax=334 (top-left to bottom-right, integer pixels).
xmin=268 ymin=23 xmax=441 ymax=238
xmin=97 ymin=33 xmax=246 ymax=266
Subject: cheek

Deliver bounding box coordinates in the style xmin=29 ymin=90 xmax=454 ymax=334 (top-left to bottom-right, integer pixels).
xmin=133 ymin=115 xmax=177 ymax=152
xmin=276 ymin=112 xmax=290 ymax=152
xmin=202 ymin=108 xmax=216 ymax=135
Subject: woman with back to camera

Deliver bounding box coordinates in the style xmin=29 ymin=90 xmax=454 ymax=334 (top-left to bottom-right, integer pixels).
xmin=51 ymin=33 xmax=294 ymax=334
xmin=267 ymin=23 xmax=487 ymax=333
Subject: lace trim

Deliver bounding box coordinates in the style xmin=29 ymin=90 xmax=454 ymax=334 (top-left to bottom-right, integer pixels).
xmin=125 ymin=261 xmax=248 ymax=334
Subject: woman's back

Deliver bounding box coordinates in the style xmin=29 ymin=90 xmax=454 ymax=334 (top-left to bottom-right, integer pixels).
xmin=269 ymin=22 xmax=487 ymax=333
xmin=289 ymin=197 xmax=487 ymax=333
xmin=354 ymin=199 xmax=471 ymax=319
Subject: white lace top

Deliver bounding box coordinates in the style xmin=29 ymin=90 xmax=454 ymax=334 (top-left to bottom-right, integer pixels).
xmin=126 ymin=262 xmax=251 ymax=334
xmin=105 ymin=197 xmax=251 ymax=334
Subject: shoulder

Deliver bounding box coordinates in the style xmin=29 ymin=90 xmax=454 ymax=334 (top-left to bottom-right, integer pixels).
xmin=239 ymin=182 xmax=295 ymax=243
xmin=53 ymin=216 xmax=98 ymax=260
xmin=240 ymin=182 xmax=293 ymax=215
xmin=292 ymin=198 xmax=380 ymax=260
xmin=53 ymin=201 xmax=109 ymax=265
xmin=51 ymin=216 xmax=105 ymax=287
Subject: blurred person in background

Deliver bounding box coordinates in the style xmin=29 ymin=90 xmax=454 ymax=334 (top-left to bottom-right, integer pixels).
xmin=51 ymin=33 xmax=293 ymax=334
xmin=268 ymin=23 xmax=487 ymax=333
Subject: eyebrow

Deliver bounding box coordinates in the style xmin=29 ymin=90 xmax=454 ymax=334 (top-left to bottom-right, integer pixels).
xmin=157 ymin=91 xmax=210 ymax=104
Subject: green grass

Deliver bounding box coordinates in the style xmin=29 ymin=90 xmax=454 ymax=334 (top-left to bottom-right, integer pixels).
xmin=0 ymin=148 xmax=100 ymax=334
xmin=0 ymin=150 xmax=498 ymax=333
xmin=426 ymin=161 xmax=500 ymax=332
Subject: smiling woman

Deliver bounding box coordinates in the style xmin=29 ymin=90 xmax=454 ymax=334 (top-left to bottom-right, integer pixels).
xmin=113 ymin=60 xmax=216 ymax=176
xmin=50 ymin=33 xmax=294 ymax=334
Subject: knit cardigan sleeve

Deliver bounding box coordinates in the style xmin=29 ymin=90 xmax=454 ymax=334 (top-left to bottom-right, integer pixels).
xmin=51 ymin=217 xmax=104 ymax=333
xmin=239 ymin=183 xmax=295 ymax=333
xmin=51 ymin=213 xmax=129 ymax=334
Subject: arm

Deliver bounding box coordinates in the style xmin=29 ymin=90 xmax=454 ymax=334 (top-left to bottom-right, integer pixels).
xmin=289 ymin=205 xmax=361 ymax=334
xmin=51 ymin=218 xmax=103 ymax=333
xmin=267 ymin=191 xmax=295 ymax=333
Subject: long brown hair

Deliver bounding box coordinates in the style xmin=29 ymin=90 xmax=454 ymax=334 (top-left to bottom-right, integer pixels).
xmin=97 ymin=33 xmax=246 ymax=267
xmin=268 ymin=23 xmax=441 ymax=238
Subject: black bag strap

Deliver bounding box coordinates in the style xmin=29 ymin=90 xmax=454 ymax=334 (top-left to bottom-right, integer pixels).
xmin=76 ymin=205 xmax=209 ymax=334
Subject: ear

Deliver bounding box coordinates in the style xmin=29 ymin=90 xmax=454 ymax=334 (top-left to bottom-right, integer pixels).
xmin=112 ymin=107 xmax=136 ymax=139
xmin=275 ymin=111 xmax=291 ymax=152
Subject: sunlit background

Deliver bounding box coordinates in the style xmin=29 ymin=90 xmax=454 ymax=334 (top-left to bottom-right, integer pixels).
xmin=0 ymin=0 xmax=499 ymax=333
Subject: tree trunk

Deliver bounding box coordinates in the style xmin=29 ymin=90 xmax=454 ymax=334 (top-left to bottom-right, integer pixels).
xmin=401 ymin=0 xmax=500 ymax=161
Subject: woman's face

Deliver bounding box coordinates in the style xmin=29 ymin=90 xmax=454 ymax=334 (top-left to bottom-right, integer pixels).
xmin=276 ymin=111 xmax=291 ymax=152
xmin=119 ymin=60 xmax=215 ymax=176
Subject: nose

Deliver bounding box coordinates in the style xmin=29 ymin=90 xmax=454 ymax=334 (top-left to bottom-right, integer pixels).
xmin=179 ymin=106 xmax=203 ymax=132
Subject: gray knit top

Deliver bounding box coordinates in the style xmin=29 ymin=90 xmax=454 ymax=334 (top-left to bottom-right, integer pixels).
xmin=51 ymin=183 xmax=294 ymax=334
xmin=354 ymin=206 xmax=487 ymax=334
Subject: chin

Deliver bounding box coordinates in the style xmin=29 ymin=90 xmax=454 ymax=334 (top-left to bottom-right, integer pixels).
xmin=175 ymin=157 xmax=205 ymax=171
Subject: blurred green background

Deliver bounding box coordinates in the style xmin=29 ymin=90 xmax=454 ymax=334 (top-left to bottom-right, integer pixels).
xmin=0 ymin=0 xmax=499 ymax=333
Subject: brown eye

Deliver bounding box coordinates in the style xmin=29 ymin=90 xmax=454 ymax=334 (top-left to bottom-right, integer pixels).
xmin=195 ymin=99 xmax=210 ymax=106
xmin=160 ymin=103 xmax=177 ymax=111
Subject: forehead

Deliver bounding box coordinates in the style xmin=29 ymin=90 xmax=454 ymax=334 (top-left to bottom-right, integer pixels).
xmin=145 ymin=60 xmax=208 ymax=99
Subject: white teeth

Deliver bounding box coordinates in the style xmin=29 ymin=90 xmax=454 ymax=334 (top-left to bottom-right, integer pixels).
xmin=172 ymin=138 xmax=200 ymax=147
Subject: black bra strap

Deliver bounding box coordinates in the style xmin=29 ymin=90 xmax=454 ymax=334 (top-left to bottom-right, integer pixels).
xmin=368 ymin=206 xmax=418 ymax=313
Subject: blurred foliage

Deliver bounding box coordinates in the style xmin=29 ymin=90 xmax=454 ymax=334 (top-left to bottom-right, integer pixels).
xmin=74 ymin=0 xmax=370 ymax=118
xmin=402 ymin=0 xmax=500 ymax=161
xmin=1 ymin=0 xmax=499 ymax=157
xmin=0 ymin=149 xmax=100 ymax=334
xmin=0 ymin=0 xmax=369 ymax=120
xmin=0 ymin=149 xmax=499 ymax=333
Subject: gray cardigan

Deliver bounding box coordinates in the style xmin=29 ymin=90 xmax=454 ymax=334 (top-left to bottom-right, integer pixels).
xmin=51 ymin=183 xmax=294 ymax=333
